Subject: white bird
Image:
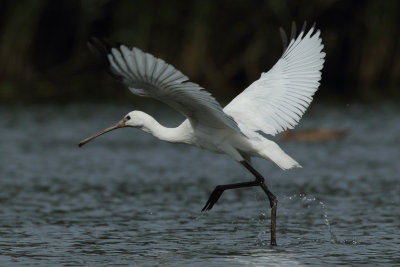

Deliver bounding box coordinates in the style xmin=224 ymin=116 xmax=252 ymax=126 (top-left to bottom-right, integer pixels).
xmin=79 ymin=22 xmax=325 ymax=246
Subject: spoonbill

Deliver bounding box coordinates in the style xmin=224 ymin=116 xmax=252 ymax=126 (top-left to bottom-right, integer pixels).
xmin=79 ymin=22 xmax=325 ymax=246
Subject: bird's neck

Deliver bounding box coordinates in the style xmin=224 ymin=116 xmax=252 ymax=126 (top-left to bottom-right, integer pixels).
xmin=140 ymin=115 xmax=192 ymax=144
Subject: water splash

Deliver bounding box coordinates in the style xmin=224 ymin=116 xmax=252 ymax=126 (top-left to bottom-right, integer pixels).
xmin=318 ymin=200 xmax=339 ymax=244
xmin=296 ymin=195 xmax=360 ymax=245
xmin=296 ymin=194 xmax=340 ymax=243
xmin=287 ymin=194 xmax=342 ymax=244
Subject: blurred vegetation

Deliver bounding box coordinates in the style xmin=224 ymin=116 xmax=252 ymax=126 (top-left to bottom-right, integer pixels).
xmin=0 ymin=0 xmax=399 ymax=104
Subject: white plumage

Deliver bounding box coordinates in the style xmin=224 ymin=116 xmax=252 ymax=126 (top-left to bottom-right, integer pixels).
xmin=79 ymin=23 xmax=325 ymax=246
xmin=93 ymin=25 xmax=324 ymax=170
xmin=224 ymin=27 xmax=325 ymax=137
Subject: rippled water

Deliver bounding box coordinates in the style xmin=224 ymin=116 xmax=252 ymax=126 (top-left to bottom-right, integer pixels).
xmin=1 ymin=102 xmax=399 ymax=266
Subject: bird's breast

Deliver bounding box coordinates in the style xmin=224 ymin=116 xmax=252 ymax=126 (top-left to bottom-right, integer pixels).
xmin=192 ymin=126 xmax=236 ymax=154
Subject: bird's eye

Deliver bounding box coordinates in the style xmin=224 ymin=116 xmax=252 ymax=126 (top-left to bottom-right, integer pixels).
xmin=126 ymin=116 xmax=131 ymax=120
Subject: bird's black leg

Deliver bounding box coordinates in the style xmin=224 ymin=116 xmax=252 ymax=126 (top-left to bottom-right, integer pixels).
xmin=202 ymin=161 xmax=278 ymax=246
xmin=202 ymin=180 xmax=260 ymax=211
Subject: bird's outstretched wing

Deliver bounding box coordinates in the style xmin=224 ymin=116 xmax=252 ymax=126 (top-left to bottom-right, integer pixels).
xmin=87 ymin=38 xmax=241 ymax=133
xmin=224 ymin=24 xmax=325 ymax=137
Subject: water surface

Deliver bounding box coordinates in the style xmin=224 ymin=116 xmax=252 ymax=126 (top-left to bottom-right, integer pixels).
xmin=1 ymin=102 xmax=399 ymax=266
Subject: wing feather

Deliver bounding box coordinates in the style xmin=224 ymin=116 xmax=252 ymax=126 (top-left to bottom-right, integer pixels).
xmin=224 ymin=24 xmax=325 ymax=137
xmin=88 ymin=38 xmax=241 ymax=133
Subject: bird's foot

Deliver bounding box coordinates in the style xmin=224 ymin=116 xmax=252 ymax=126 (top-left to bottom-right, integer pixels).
xmin=201 ymin=185 xmax=224 ymax=211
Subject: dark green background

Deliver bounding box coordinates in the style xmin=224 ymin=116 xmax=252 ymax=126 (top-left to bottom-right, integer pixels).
xmin=1 ymin=0 xmax=399 ymax=103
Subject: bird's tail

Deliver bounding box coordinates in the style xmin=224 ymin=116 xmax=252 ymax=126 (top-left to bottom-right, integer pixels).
xmin=254 ymin=139 xmax=301 ymax=170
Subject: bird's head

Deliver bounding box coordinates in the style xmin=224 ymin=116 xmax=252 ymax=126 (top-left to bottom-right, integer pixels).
xmin=123 ymin=110 xmax=150 ymax=128
xmin=78 ymin=110 xmax=146 ymax=147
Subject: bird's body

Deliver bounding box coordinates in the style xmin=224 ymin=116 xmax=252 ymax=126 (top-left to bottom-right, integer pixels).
xmin=79 ymin=22 xmax=325 ymax=246
xmin=130 ymin=111 xmax=299 ymax=169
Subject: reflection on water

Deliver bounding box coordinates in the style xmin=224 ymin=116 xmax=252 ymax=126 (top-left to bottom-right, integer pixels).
xmin=1 ymin=102 xmax=400 ymax=266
